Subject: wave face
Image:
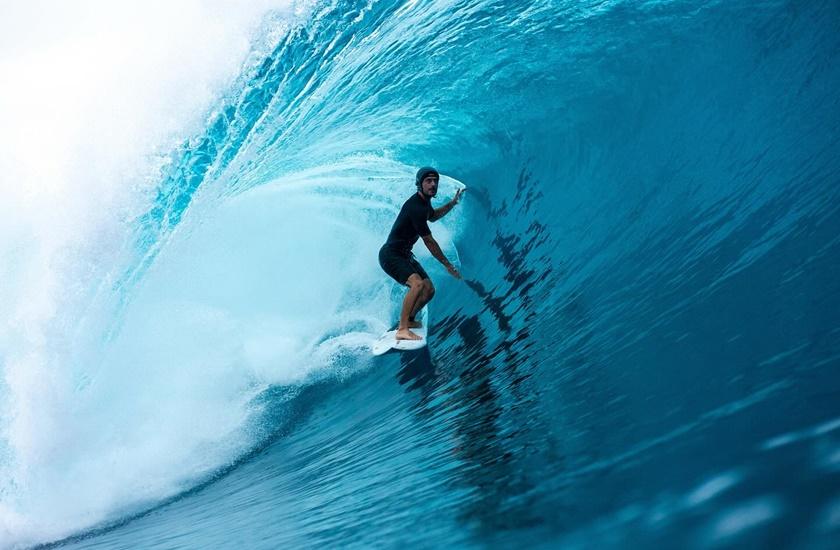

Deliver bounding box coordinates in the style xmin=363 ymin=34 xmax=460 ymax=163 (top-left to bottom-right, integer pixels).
xmin=3 ymin=0 xmax=840 ymax=547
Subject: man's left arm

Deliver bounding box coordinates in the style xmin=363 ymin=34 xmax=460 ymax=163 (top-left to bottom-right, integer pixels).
xmin=430 ymin=188 xmax=465 ymax=222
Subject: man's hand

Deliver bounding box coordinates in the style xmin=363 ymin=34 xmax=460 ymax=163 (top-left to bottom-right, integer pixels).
xmin=446 ymin=264 xmax=462 ymax=279
xmin=431 ymin=188 xmax=466 ymax=222
xmin=452 ymin=187 xmax=465 ymax=204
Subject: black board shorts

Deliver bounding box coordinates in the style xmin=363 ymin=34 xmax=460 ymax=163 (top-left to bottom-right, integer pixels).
xmin=379 ymin=245 xmax=430 ymax=285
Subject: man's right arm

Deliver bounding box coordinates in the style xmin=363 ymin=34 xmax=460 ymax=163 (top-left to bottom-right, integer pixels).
xmin=422 ymin=234 xmax=462 ymax=279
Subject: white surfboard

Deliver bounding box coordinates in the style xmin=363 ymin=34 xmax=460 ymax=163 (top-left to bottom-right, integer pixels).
xmin=371 ymin=308 xmax=428 ymax=356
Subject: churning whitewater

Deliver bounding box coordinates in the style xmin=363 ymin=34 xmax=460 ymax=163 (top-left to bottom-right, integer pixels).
xmin=1 ymin=0 xmax=839 ymax=548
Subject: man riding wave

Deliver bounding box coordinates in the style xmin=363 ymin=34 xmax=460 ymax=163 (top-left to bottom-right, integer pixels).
xmin=378 ymin=167 xmax=464 ymax=340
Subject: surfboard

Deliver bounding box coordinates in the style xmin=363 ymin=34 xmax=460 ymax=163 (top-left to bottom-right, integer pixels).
xmin=371 ymin=308 xmax=428 ymax=356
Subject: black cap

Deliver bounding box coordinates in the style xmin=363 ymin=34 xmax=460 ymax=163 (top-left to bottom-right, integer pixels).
xmin=415 ymin=166 xmax=439 ymax=188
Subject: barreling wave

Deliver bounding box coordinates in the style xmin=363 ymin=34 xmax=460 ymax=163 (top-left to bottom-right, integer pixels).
xmin=3 ymin=0 xmax=840 ymax=547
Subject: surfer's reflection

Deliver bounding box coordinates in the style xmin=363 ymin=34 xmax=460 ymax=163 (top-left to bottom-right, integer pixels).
xmin=396 ymin=347 xmax=437 ymax=393
xmin=394 ymin=314 xmax=541 ymax=536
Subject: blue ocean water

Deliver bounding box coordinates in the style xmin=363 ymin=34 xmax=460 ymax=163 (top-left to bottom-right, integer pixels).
xmin=3 ymin=0 xmax=840 ymax=548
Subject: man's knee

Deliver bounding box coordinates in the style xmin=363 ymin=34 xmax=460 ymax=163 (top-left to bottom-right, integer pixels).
xmin=406 ymin=274 xmax=424 ymax=290
xmin=424 ymin=280 xmax=436 ymax=300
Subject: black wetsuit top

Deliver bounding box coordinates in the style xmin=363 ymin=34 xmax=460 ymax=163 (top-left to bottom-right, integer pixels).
xmin=384 ymin=193 xmax=434 ymax=253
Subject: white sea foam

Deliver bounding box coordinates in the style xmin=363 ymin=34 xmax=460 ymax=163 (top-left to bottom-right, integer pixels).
xmin=0 ymin=1 xmax=471 ymax=543
xmin=0 ymin=1 xmax=301 ymax=545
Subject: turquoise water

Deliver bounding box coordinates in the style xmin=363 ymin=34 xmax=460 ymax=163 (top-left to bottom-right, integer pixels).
xmin=3 ymin=0 xmax=840 ymax=548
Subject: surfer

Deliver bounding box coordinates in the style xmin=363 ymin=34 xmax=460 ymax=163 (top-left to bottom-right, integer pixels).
xmin=379 ymin=166 xmax=464 ymax=341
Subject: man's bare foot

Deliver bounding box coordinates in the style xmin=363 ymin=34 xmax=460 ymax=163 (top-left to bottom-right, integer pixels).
xmin=408 ymin=320 xmax=423 ymax=329
xmin=395 ymin=328 xmax=422 ymax=341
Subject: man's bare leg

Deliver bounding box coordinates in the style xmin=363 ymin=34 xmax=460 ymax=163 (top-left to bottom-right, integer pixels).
xmin=396 ymin=274 xmax=424 ymax=340
xmin=408 ymin=280 xmax=435 ymax=327
xmin=407 ymin=285 xmax=426 ymax=328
